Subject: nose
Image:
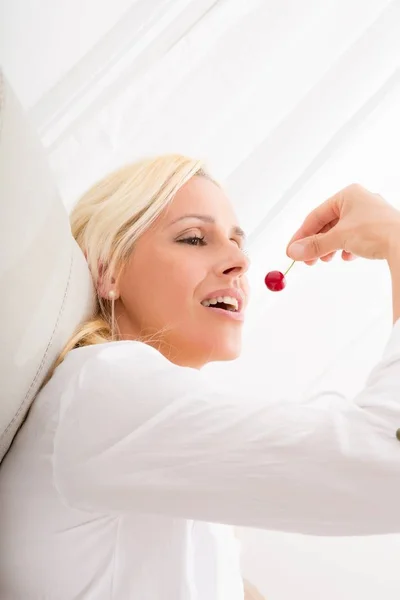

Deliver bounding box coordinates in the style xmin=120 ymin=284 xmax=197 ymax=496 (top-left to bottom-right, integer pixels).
xmin=215 ymin=244 xmax=250 ymax=278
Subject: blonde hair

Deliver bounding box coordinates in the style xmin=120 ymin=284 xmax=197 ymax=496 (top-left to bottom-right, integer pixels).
xmin=50 ymin=153 xmax=213 ymax=378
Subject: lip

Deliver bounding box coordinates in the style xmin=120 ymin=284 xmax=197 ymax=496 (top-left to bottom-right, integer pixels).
xmin=200 ymin=288 xmax=246 ymax=321
xmin=201 ymin=305 xmax=245 ymax=321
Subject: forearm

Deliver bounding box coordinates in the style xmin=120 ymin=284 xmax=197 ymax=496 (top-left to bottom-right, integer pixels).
xmin=243 ymin=578 xmax=266 ymax=599
xmin=386 ymin=224 xmax=400 ymax=325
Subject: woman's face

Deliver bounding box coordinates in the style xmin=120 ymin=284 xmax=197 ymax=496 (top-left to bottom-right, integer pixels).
xmin=115 ymin=176 xmax=250 ymax=368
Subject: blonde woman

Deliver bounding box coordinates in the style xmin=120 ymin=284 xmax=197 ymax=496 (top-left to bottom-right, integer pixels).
xmin=1 ymin=155 xmax=400 ymax=600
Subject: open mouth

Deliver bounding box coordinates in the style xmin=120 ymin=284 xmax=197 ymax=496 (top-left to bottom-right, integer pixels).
xmin=201 ymin=296 xmax=240 ymax=312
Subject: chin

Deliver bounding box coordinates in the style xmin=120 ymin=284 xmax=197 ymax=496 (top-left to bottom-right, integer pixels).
xmin=168 ymin=327 xmax=243 ymax=367
xmin=202 ymin=339 xmax=242 ymax=364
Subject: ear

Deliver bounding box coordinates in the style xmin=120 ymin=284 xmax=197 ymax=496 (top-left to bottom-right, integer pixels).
xmin=97 ymin=266 xmax=118 ymax=300
xmin=85 ymin=256 xmax=118 ymax=300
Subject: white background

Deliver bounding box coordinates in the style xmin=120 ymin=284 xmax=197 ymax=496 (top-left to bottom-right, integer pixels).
xmin=1 ymin=1 xmax=400 ymax=597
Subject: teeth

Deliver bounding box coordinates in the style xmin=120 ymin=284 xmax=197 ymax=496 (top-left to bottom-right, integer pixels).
xmin=201 ymin=295 xmax=239 ymax=311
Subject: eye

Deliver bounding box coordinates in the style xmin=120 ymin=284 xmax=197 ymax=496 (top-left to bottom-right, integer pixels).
xmin=178 ymin=235 xmax=206 ymax=246
xmin=232 ymin=238 xmax=248 ymax=254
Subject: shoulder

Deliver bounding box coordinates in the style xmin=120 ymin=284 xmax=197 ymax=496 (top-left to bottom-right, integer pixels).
xmin=52 ymin=342 xmax=208 ymax=454
xmin=55 ymin=340 xmax=178 ymax=380
xmin=70 ymin=339 xmax=169 ymax=363
xmin=53 ymin=340 xmax=203 ymax=401
xmin=64 ymin=340 xmax=173 ymax=376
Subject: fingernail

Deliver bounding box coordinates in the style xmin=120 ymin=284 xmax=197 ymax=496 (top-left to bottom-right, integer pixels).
xmin=288 ymin=242 xmax=306 ymax=260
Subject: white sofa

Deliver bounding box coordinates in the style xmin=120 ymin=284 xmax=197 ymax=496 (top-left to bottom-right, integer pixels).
xmin=0 ymin=69 xmax=95 ymax=462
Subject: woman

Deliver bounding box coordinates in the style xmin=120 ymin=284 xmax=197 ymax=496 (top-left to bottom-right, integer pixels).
xmin=1 ymin=154 xmax=400 ymax=600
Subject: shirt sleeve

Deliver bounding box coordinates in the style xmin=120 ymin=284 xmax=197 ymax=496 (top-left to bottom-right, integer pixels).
xmin=53 ymin=319 xmax=400 ymax=537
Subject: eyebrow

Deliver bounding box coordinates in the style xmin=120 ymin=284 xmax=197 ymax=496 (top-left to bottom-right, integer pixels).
xmin=169 ymin=214 xmax=246 ymax=239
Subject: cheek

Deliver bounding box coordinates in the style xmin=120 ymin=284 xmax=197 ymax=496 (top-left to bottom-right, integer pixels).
xmin=131 ymin=249 xmax=206 ymax=320
xmin=160 ymin=256 xmax=205 ymax=309
xmin=242 ymin=277 xmax=250 ymax=299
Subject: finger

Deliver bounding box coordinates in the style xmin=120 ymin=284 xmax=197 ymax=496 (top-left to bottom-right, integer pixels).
xmin=305 ymin=251 xmax=336 ymax=266
xmin=342 ymin=250 xmax=357 ymax=261
xmin=287 ymin=216 xmax=340 ymax=250
xmin=320 ymin=222 xmax=338 ymax=234
xmin=286 ymin=195 xmax=341 ymax=250
xmin=320 ymin=252 xmax=336 ymax=262
xmin=287 ymin=228 xmax=341 ymax=261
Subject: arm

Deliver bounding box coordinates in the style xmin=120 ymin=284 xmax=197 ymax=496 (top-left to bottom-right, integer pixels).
xmin=54 ymin=330 xmax=400 ymax=537
xmin=387 ymin=235 xmax=400 ymax=325
xmin=243 ymin=579 xmax=266 ymax=600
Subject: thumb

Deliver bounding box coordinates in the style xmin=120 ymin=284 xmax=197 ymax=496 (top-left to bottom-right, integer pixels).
xmin=287 ymin=230 xmax=339 ymax=261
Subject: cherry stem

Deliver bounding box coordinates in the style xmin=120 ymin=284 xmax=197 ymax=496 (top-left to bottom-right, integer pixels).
xmin=284 ymin=260 xmax=296 ymax=276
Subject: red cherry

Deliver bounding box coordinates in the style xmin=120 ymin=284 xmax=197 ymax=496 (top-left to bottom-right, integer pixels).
xmin=265 ymin=261 xmax=296 ymax=291
xmin=265 ymin=270 xmax=286 ymax=291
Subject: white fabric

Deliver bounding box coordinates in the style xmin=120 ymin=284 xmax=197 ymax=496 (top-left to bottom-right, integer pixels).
xmin=1 ymin=319 xmax=400 ymax=599
xmin=0 ymin=70 xmax=95 ymax=462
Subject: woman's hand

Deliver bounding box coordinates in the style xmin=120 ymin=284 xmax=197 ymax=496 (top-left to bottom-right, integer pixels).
xmin=286 ymin=184 xmax=400 ymax=265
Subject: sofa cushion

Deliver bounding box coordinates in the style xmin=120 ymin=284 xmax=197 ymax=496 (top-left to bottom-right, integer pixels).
xmin=0 ymin=70 xmax=95 ymax=462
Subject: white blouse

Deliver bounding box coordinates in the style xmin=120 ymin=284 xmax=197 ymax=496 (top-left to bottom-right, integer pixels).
xmin=1 ymin=318 xmax=400 ymax=599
